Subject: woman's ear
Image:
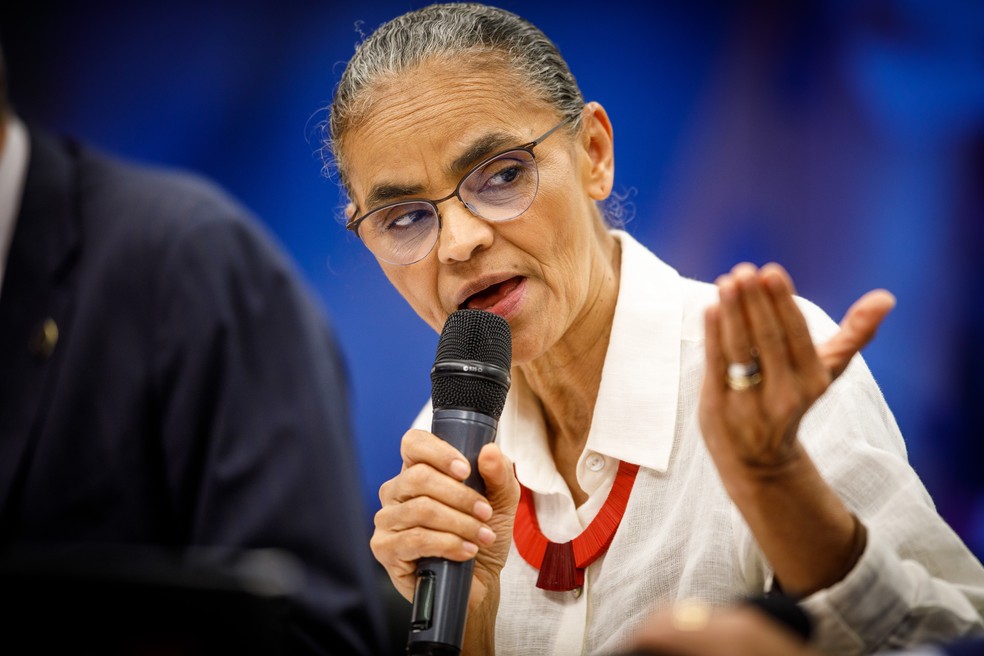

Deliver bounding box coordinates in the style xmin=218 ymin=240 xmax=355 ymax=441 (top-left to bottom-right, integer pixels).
xmin=579 ymin=101 xmax=615 ymax=201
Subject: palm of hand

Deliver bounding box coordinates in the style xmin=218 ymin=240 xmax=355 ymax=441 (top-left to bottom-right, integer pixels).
xmin=698 ymin=263 xmax=894 ymax=479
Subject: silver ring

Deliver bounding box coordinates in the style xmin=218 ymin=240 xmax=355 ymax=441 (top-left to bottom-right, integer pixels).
xmin=726 ymin=359 xmax=762 ymax=391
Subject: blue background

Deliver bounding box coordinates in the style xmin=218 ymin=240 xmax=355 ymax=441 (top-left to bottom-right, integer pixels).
xmin=3 ymin=0 xmax=982 ymax=559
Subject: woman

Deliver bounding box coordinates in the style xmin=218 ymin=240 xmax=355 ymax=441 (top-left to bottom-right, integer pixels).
xmin=325 ymin=3 xmax=984 ymax=654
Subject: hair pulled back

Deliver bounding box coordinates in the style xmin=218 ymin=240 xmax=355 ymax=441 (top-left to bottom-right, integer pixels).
xmin=326 ymin=3 xmax=584 ymax=186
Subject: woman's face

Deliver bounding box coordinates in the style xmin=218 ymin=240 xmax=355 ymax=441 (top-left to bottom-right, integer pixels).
xmin=340 ymin=58 xmax=614 ymax=365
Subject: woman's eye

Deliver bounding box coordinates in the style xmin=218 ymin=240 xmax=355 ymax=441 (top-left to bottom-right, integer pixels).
xmin=476 ymin=159 xmax=528 ymax=192
xmin=488 ymin=165 xmax=520 ymax=186
xmin=384 ymin=207 xmax=431 ymax=231
xmin=482 ymin=160 xmax=524 ymax=187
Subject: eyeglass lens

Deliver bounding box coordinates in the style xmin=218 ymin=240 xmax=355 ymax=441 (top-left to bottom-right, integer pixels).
xmin=357 ymin=148 xmax=539 ymax=264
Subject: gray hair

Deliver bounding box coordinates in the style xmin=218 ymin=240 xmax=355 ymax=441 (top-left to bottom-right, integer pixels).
xmin=325 ymin=3 xmax=584 ymax=188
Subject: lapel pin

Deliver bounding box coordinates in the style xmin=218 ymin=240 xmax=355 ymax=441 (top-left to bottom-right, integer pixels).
xmin=30 ymin=317 xmax=59 ymax=359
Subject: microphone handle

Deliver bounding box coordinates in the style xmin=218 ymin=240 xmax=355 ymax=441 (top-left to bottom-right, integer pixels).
xmin=407 ymin=409 xmax=498 ymax=656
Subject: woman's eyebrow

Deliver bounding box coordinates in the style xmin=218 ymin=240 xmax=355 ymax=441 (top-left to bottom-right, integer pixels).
xmin=446 ymin=132 xmax=515 ymax=176
xmin=365 ymin=183 xmax=425 ymax=210
xmin=362 ymin=131 xmax=517 ymax=211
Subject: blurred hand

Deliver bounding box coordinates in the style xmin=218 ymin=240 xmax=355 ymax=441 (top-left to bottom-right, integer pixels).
xmin=626 ymin=600 xmax=820 ymax=656
xmin=370 ymin=429 xmax=519 ymax=612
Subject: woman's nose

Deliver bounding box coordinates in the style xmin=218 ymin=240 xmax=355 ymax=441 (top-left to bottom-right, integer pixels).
xmin=436 ymin=200 xmax=495 ymax=264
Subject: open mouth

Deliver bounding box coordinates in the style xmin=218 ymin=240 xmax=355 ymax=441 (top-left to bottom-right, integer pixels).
xmin=461 ymin=276 xmax=524 ymax=312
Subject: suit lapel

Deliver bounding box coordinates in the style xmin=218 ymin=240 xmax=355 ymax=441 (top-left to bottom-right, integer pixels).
xmin=0 ymin=130 xmax=81 ymax=519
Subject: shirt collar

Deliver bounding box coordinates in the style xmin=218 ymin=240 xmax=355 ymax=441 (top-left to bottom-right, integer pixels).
xmin=0 ymin=118 xmax=31 ymax=293
xmin=499 ymin=230 xmax=683 ymax=494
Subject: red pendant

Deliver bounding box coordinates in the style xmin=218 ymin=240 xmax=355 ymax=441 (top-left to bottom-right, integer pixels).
xmin=513 ymin=460 xmax=640 ymax=592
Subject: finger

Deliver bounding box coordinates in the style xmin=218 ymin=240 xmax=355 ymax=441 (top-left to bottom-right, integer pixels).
xmin=761 ymin=264 xmax=825 ymax=379
xmin=373 ymin=525 xmax=481 ymax=565
xmin=818 ymin=289 xmax=896 ymax=380
xmin=717 ymin=270 xmax=756 ymax=365
xmin=475 ymin=444 xmax=519 ymax=577
xmin=735 ymin=264 xmax=790 ymax=384
xmin=369 ymin=523 xmax=481 ymax=604
xmin=382 ymin=462 xmax=492 ymax=521
xmin=375 ymin=497 xmax=496 ymax=548
xmin=702 ymin=303 xmax=727 ymax=399
xmin=400 ymin=428 xmax=472 ymax=481
xmin=477 ymin=443 xmax=518 ymax=509
xmin=373 ymin=555 xmax=420 ymax=604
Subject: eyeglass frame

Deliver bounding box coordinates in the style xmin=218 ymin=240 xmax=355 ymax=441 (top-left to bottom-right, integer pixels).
xmin=345 ymin=116 xmax=573 ymax=265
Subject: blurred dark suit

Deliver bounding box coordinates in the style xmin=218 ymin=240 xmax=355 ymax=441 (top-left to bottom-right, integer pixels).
xmin=0 ymin=128 xmax=383 ymax=654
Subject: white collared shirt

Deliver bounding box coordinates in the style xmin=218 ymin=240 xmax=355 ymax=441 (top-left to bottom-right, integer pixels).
xmin=413 ymin=230 xmax=984 ymax=655
xmin=0 ymin=117 xmax=30 ymax=297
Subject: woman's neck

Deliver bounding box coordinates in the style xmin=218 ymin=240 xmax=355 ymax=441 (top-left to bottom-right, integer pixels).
xmin=519 ymin=230 xmax=621 ymax=506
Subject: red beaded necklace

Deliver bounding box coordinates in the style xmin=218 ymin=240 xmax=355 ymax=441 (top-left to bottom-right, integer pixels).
xmin=512 ymin=460 xmax=640 ymax=591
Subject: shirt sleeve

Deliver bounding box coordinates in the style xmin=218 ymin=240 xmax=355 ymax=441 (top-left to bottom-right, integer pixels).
xmin=150 ymin=207 xmax=384 ymax=655
xmin=795 ymin=354 xmax=984 ymax=654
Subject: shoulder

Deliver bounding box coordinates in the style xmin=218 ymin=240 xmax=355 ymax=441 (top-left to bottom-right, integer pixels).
xmin=54 ymin=138 xmax=331 ymax=344
xmin=68 ymin=141 xmax=299 ymax=294
xmin=74 ymin=141 xmax=246 ymax=230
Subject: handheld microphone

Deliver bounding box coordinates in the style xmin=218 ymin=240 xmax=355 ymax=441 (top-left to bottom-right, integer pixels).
xmin=406 ymin=309 xmax=512 ymax=656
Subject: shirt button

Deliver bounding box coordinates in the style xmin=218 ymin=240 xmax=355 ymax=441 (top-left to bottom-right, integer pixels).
xmin=586 ymin=454 xmax=606 ymax=472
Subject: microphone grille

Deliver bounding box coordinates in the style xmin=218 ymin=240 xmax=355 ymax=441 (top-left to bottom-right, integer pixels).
xmin=434 ymin=310 xmax=512 ymax=369
xmin=431 ymin=310 xmax=512 ymax=419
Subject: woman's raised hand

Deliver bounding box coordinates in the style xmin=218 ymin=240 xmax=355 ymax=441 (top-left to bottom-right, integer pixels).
xmin=371 ymin=429 xmax=519 ymax=613
xmin=698 ymin=262 xmax=895 ymax=594
xmin=699 ymin=262 xmax=895 ymax=479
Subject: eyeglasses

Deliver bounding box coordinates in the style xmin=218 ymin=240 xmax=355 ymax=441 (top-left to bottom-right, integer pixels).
xmin=346 ymin=119 xmax=569 ymax=265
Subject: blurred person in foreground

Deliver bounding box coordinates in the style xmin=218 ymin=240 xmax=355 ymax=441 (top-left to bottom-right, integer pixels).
xmin=0 ymin=46 xmax=382 ymax=654
xmin=323 ymin=3 xmax=984 ymax=655
xmin=625 ymin=596 xmax=984 ymax=656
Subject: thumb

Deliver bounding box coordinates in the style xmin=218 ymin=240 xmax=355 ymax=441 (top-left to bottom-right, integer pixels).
xmin=818 ymin=289 xmax=896 ymax=380
xmin=471 ymin=443 xmax=519 ymax=599
xmin=478 ymin=443 xmax=519 ymax=514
